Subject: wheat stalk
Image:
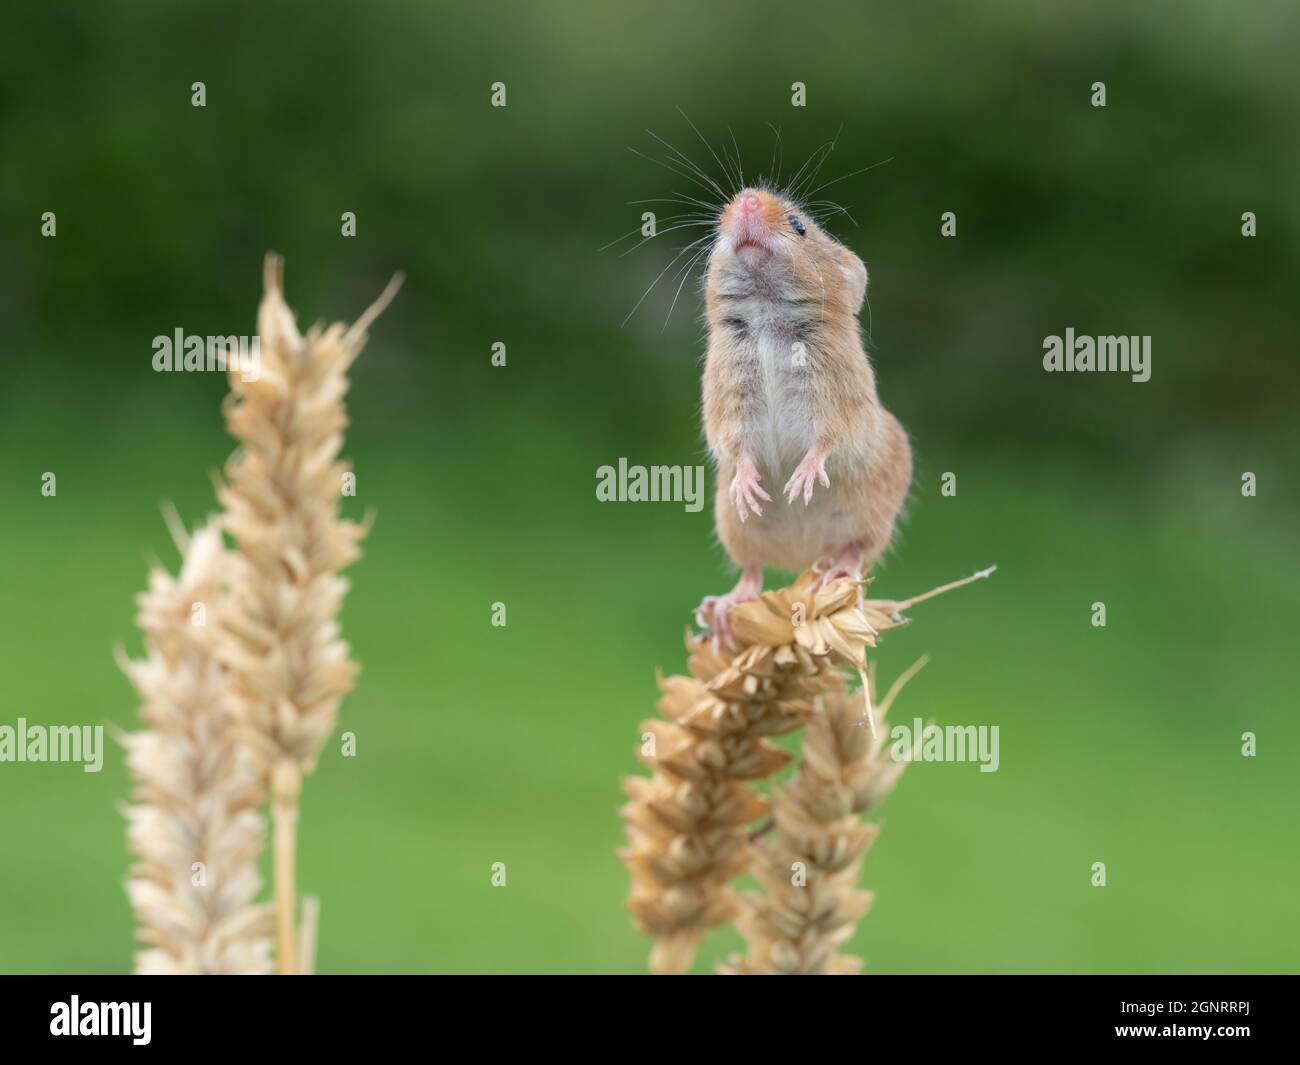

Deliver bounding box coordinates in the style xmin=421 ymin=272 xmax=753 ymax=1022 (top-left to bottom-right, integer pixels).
xmin=119 ymin=512 xmax=272 ymax=974
xmin=216 ymin=254 xmax=401 ymax=973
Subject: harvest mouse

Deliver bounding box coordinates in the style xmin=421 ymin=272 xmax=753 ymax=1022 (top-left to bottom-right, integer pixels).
xmin=695 ymin=186 xmax=912 ymax=645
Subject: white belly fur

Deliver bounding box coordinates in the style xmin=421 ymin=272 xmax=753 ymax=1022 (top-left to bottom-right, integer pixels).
xmin=749 ymin=328 xmax=814 ymax=474
xmin=743 ymin=328 xmax=858 ymax=564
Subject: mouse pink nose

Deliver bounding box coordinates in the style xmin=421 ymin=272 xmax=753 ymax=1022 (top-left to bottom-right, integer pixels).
xmin=740 ymin=193 xmax=761 ymax=214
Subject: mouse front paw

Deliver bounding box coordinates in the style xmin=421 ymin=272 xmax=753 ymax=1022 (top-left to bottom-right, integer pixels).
xmin=784 ymin=448 xmax=830 ymax=505
xmin=729 ymin=455 xmax=770 ymax=522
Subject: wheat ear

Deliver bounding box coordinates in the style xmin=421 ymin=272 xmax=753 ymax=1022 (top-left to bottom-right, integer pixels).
xmin=626 ymin=566 xmax=994 ymax=973
xmin=217 ymin=254 xmax=401 ymax=974
xmin=720 ymin=662 xmax=924 ymax=975
xmin=120 ymin=513 xmax=272 ymax=974
xmin=620 ymin=571 xmax=886 ymax=973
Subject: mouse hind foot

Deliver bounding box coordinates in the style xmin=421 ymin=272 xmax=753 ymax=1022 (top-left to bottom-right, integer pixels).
xmin=695 ymin=565 xmax=763 ymax=650
xmin=810 ymin=543 xmax=864 ymax=598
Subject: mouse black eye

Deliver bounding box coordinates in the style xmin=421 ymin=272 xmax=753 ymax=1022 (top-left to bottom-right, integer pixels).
xmin=789 ymin=215 xmax=806 ymax=236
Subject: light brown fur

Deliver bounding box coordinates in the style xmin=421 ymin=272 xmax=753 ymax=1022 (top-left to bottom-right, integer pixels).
xmin=701 ymin=187 xmax=912 ymax=587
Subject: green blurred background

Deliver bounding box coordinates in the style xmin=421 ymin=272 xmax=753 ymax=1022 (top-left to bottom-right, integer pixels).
xmin=1 ymin=0 xmax=1297 ymax=974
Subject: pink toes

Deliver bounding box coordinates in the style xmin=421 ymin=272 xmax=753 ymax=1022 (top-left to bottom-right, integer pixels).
xmin=783 ymin=451 xmax=829 ymax=506
xmin=729 ymin=456 xmax=770 ymax=522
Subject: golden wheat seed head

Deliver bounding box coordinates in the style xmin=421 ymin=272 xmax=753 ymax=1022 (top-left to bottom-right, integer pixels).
xmin=121 ymin=516 xmax=272 ymax=975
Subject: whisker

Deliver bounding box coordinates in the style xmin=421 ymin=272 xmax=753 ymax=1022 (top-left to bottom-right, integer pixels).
xmin=627 ymin=192 xmax=720 ymax=214
xmin=797 ymin=124 xmax=844 ymax=200
xmin=783 ymin=140 xmax=828 ymax=201
xmin=600 ymin=228 xmax=642 ymax=253
xmin=622 ymin=232 xmax=715 ymax=328
xmin=786 ymin=139 xmax=837 ymax=203
xmin=619 ymin=220 xmax=718 ymax=259
xmin=646 ymin=129 xmax=728 ymax=204
xmin=628 ymin=145 xmax=721 ymax=203
xmin=728 ymin=126 xmax=745 ymax=189
xmin=600 ymin=212 xmax=714 ymax=253
xmin=676 ymin=107 xmax=739 ymax=199
xmin=805 ymin=199 xmax=859 ymax=227
xmin=806 ymin=155 xmax=894 ymax=199
xmin=764 ymin=122 xmax=784 ymax=188
xmin=661 ymin=242 xmax=712 ymax=332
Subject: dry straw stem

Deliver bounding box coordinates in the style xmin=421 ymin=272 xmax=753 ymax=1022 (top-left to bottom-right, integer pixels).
xmin=217 ymin=254 xmax=401 ymax=974
xmin=119 ymin=513 xmax=271 ymax=974
xmin=623 ymin=565 xmax=994 ymax=975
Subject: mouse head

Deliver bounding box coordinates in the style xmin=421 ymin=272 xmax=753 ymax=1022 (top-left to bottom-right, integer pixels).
xmin=710 ymin=187 xmax=867 ymax=314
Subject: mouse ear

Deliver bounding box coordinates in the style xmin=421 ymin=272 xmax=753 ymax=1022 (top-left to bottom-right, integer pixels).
xmin=838 ymin=250 xmax=868 ymax=313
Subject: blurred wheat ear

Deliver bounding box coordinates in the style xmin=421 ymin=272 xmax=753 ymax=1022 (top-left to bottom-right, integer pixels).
xmin=119 ymin=512 xmax=272 ymax=974
xmin=622 ymin=566 xmax=992 ymax=974
xmin=214 ymin=254 xmax=401 ymax=974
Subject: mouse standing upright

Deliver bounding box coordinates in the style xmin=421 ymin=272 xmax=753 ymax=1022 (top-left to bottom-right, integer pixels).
xmin=696 ymin=187 xmax=913 ymax=645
